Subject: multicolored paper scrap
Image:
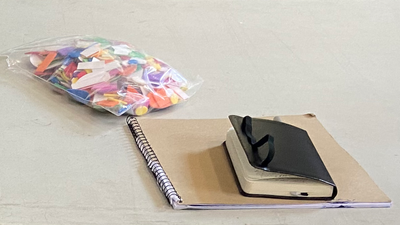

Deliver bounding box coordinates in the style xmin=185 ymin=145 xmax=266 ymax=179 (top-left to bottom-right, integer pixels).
xmin=4 ymin=36 xmax=202 ymax=116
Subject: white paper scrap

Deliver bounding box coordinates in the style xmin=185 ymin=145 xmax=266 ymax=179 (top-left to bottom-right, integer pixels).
xmin=71 ymin=71 xmax=110 ymax=89
xmin=91 ymin=60 xmax=121 ymax=73
xmin=167 ymin=85 xmax=189 ymax=100
xmin=112 ymin=45 xmax=132 ymax=56
xmin=80 ymin=45 xmax=100 ymax=57
xmin=30 ymin=54 xmax=43 ymax=67
xmin=77 ymin=61 xmax=105 ymax=70
xmin=104 ymin=60 xmax=121 ymax=71
xmin=93 ymin=93 xmax=108 ymax=103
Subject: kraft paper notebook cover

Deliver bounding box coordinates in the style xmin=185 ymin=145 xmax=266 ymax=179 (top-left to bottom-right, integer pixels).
xmin=126 ymin=114 xmax=391 ymax=210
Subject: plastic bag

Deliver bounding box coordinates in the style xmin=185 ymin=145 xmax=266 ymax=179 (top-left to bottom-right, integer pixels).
xmin=1 ymin=36 xmax=202 ymax=116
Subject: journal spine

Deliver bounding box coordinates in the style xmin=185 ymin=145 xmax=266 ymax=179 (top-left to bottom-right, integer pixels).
xmin=126 ymin=116 xmax=182 ymax=206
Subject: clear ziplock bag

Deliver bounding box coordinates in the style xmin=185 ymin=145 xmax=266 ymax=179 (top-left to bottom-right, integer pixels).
xmin=1 ymin=36 xmax=202 ymax=116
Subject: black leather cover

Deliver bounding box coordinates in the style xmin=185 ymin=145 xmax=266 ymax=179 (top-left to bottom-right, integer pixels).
xmin=229 ymin=115 xmax=337 ymax=192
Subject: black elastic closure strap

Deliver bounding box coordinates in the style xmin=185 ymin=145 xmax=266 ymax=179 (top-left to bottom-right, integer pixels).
xmin=241 ymin=116 xmax=275 ymax=167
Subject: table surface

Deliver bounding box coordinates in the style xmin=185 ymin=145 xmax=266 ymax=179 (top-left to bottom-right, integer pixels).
xmin=0 ymin=0 xmax=399 ymax=224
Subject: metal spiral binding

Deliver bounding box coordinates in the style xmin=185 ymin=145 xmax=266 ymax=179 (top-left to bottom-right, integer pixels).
xmin=126 ymin=116 xmax=182 ymax=205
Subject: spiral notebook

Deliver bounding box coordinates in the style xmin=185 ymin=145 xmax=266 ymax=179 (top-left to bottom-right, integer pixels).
xmin=126 ymin=114 xmax=391 ymax=210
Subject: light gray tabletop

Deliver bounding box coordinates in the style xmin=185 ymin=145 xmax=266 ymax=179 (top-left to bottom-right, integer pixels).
xmin=0 ymin=0 xmax=398 ymax=224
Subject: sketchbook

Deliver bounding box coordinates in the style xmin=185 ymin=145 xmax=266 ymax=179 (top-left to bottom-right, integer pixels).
xmin=226 ymin=115 xmax=337 ymax=199
xmin=126 ymin=114 xmax=391 ymax=209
